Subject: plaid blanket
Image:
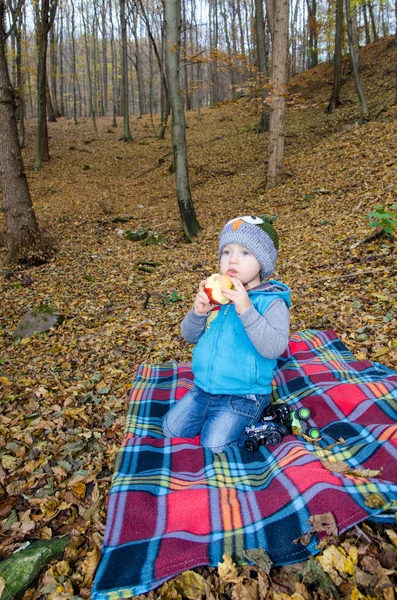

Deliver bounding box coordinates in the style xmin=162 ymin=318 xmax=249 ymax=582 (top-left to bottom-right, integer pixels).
xmin=92 ymin=330 xmax=397 ymax=599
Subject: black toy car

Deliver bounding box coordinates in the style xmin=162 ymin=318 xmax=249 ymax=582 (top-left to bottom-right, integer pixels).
xmin=244 ymin=404 xmax=320 ymax=451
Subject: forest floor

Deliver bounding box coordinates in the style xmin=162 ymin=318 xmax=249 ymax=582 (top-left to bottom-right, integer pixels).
xmin=1 ymin=36 xmax=397 ymax=599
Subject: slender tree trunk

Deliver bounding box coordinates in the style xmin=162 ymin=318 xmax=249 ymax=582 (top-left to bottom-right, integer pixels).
xmin=93 ymin=2 xmax=101 ymax=118
xmin=109 ymin=0 xmax=117 ymax=126
xmin=101 ymin=0 xmax=108 ymax=115
xmin=15 ymin=10 xmax=25 ymax=148
xmin=50 ymin=21 xmax=59 ymax=116
xmin=0 ymin=4 xmax=44 ymax=265
xmin=345 ymin=0 xmax=367 ymax=118
xmin=81 ymin=0 xmax=98 ymax=138
xmin=132 ymin=8 xmax=146 ymax=116
xmin=362 ymin=3 xmax=371 ymax=45
xmin=266 ymin=0 xmax=289 ymax=189
xmin=59 ymin=2 xmax=64 ymax=116
xmin=255 ymin=0 xmax=269 ymax=133
xmin=71 ymin=0 xmax=78 ymax=124
xmin=33 ymin=0 xmax=58 ymax=171
xmin=326 ymin=0 xmax=343 ymax=112
xmin=220 ymin=0 xmax=235 ymax=99
xmin=120 ymin=0 xmax=132 ymax=139
xmin=306 ymin=0 xmax=318 ymax=68
xmin=368 ymin=1 xmax=378 ymax=42
xmin=350 ymin=2 xmax=359 ymax=70
xmin=46 ymin=76 xmax=56 ymax=121
xmin=165 ymin=0 xmax=202 ymax=241
xmin=181 ymin=0 xmax=190 ymax=110
xmin=290 ymin=0 xmax=299 ymax=76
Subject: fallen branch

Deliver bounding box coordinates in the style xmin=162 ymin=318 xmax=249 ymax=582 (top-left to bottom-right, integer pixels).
xmin=349 ymin=227 xmax=385 ymax=249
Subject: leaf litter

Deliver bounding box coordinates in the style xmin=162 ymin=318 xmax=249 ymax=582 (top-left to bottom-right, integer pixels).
xmin=0 ymin=36 xmax=397 ymax=599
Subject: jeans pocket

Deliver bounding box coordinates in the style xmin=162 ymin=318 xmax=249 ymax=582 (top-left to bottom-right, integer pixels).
xmin=228 ymin=394 xmax=260 ymax=418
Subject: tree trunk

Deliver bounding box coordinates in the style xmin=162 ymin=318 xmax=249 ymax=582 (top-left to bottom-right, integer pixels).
xmin=131 ymin=8 xmax=146 ymax=117
xmin=120 ymin=0 xmax=132 ymax=139
xmin=326 ymin=0 xmax=343 ymax=113
xmin=101 ymin=0 xmax=108 ymax=115
xmin=291 ymin=0 xmax=300 ymax=75
xmin=220 ymin=0 xmax=236 ymax=99
xmin=71 ymin=0 xmax=78 ymax=124
xmin=306 ymin=0 xmax=318 ymax=69
xmin=266 ymin=0 xmax=289 ymax=190
xmin=50 ymin=21 xmax=59 ymax=116
xmin=362 ymin=3 xmax=371 ymax=45
xmin=164 ymin=0 xmax=202 ymax=241
xmin=109 ymin=0 xmax=117 ymax=126
xmin=81 ymin=0 xmax=98 ymax=138
xmin=345 ymin=0 xmax=367 ymax=118
xmin=0 ymin=6 xmax=44 ymax=265
xmin=255 ymin=0 xmax=269 ymax=133
xmin=181 ymin=0 xmax=191 ymax=110
xmin=46 ymin=77 xmax=56 ymax=122
xmin=350 ymin=2 xmax=359 ymax=70
xmin=15 ymin=10 xmax=25 ymax=148
xmin=33 ymin=0 xmax=58 ymax=171
xmin=368 ymin=1 xmax=378 ymax=42
xmin=59 ymin=2 xmax=65 ymax=116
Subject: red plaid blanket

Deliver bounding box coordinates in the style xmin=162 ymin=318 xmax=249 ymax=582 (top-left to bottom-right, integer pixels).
xmin=92 ymin=330 xmax=397 ymax=599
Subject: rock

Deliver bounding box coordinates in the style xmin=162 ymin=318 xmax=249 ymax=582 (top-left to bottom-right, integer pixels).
xmin=12 ymin=305 xmax=64 ymax=340
xmin=0 ymin=537 xmax=70 ymax=600
xmin=125 ymin=228 xmax=148 ymax=241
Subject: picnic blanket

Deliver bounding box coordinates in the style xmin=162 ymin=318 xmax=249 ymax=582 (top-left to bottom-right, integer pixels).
xmin=92 ymin=329 xmax=397 ymax=599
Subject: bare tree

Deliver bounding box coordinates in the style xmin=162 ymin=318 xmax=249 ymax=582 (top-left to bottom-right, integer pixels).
xmin=0 ymin=1 xmax=45 ymax=264
xmin=266 ymin=0 xmax=289 ymax=189
xmin=345 ymin=0 xmax=367 ymax=118
xmin=326 ymin=0 xmax=343 ymax=113
xmin=255 ymin=0 xmax=269 ymax=133
xmin=33 ymin=0 xmax=58 ymax=171
xmin=120 ymin=0 xmax=132 ymax=140
xmin=165 ymin=0 xmax=202 ymax=240
xmin=81 ymin=0 xmax=98 ymax=138
xmin=306 ymin=0 xmax=318 ymax=68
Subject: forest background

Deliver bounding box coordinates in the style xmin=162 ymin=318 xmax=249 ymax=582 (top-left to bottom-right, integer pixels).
xmin=1 ymin=0 xmax=397 ymax=598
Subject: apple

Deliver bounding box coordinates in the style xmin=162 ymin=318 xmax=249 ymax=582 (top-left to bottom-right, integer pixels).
xmin=204 ymin=273 xmax=234 ymax=305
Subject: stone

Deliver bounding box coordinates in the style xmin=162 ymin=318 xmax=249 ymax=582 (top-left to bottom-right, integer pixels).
xmin=12 ymin=305 xmax=64 ymax=339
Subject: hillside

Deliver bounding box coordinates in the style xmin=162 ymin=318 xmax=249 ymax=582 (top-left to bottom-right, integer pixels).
xmin=1 ymin=36 xmax=397 ymax=598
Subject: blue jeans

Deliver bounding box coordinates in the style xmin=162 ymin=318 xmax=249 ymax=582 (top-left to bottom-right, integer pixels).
xmin=162 ymin=385 xmax=270 ymax=453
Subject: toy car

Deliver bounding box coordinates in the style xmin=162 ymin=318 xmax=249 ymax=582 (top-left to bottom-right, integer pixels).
xmin=244 ymin=404 xmax=320 ymax=451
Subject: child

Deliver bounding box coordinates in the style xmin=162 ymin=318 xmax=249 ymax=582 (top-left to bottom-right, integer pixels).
xmin=162 ymin=215 xmax=291 ymax=453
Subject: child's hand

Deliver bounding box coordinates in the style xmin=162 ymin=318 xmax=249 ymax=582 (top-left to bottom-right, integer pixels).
xmin=221 ymin=277 xmax=251 ymax=315
xmin=193 ymin=280 xmax=212 ymax=315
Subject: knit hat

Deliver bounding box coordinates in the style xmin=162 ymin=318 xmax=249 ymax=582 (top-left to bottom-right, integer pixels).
xmin=219 ymin=215 xmax=279 ymax=279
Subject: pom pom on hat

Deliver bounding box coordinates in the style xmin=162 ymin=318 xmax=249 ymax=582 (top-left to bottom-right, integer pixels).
xmin=219 ymin=215 xmax=279 ymax=279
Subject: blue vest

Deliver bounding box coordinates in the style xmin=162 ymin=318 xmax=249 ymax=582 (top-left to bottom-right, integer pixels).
xmin=192 ymin=280 xmax=291 ymax=395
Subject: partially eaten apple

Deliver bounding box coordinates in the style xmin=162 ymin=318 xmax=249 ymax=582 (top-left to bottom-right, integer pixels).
xmin=204 ymin=274 xmax=234 ymax=305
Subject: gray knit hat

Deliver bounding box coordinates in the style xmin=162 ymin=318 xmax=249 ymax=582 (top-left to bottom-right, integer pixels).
xmin=219 ymin=215 xmax=279 ymax=280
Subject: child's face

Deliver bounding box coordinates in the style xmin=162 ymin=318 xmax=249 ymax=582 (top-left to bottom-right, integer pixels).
xmin=220 ymin=243 xmax=262 ymax=289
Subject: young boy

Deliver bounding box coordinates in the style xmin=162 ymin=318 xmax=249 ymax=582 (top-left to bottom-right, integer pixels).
xmin=162 ymin=215 xmax=291 ymax=453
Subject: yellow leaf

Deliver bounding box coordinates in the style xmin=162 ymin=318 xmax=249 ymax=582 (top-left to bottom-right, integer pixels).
xmin=72 ymin=482 xmax=87 ymax=499
xmin=0 ymin=376 xmax=11 ymax=385
xmin=218 ymin=554 xmax=241 ymax=583
xmin=82 ymin=542 xmax=101 ymax=587
xmin=372 ymin=347 xmax=389 ymax=358
xmin=364 ymin=493 xmax=386 ymax=509
xmin=1 ymin=455 xmax=18 ymax=470
xmin=385 ymin=529 xmax=397 ymax=548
